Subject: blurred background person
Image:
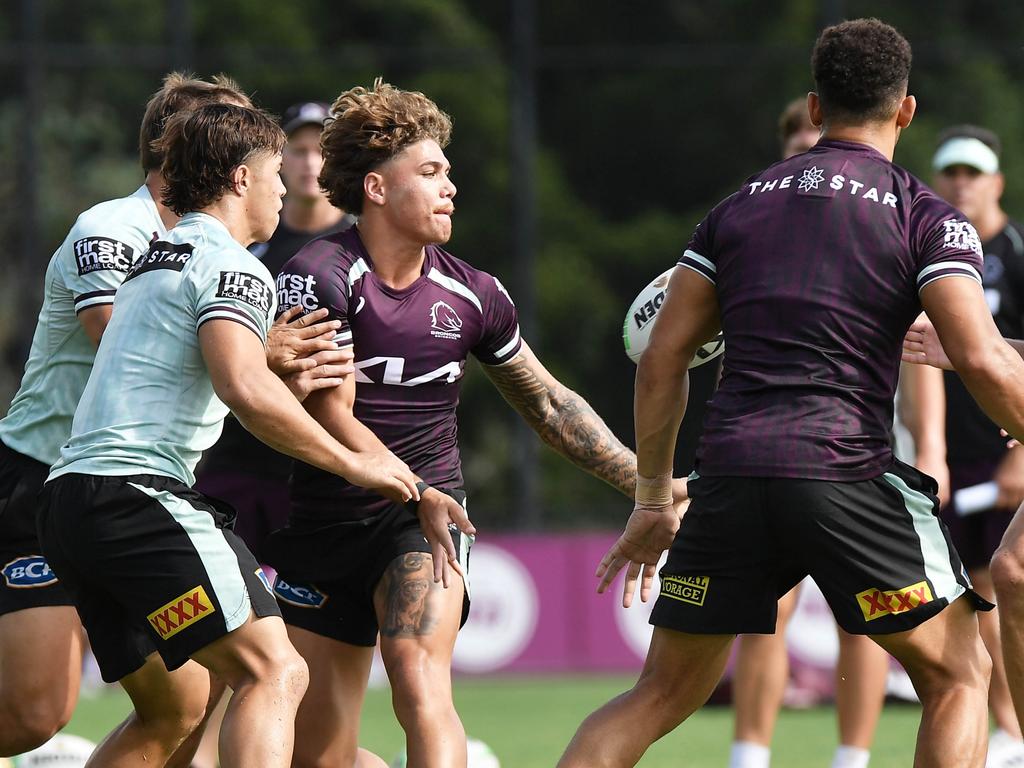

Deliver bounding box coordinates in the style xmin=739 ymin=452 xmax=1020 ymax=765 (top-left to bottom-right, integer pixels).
xmin=727 ymin=96 xmax=890 ymax=768
xmin=914 ymin=124 xmax=1024 ymax=768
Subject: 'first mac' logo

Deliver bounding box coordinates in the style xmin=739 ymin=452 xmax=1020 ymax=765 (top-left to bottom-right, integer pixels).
xmin=74 ymin=237 xmax=136 ymax=275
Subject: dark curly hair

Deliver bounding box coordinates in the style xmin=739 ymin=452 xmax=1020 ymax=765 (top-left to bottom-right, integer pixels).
xmin=319 ymin=78 xmax=452 ymax=214
xmin=811 ymin=18 xmax=912 ymax=124
xmin=155 ymin=103 xmax=285 ymax=215
xmin=139 ymin=72 xmax=252 ymax=173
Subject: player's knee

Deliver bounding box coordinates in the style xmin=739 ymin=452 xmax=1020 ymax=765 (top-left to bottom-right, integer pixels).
xmin=913 ymin=635 xmax=991 ymax=700
xmin=0 ymin=698 xmax=67 ymax=755
xmin=248 ymin=644 xmax=309 ymax=702
xmin=991 ymin=545 xmax=1024 ymax=603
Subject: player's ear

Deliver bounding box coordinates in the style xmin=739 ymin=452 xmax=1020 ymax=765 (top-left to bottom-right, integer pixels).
xmin=896 ymin=95 xmax=915 ymax=130
xmin=807 ymin=92 xmax=823 ymax=128
xmin=230 ymin=163 xmax=252 ymax=196
xmin=364 ymin=171 xmax=386 ymax=208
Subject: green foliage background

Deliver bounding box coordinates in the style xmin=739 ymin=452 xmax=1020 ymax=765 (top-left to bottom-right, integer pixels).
xmin=3 ymin=0 xmax=1023 ymax=527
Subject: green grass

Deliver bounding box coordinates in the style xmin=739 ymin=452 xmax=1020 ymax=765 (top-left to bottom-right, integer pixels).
xmin=66 ymin=676 xmax=922 ymax=767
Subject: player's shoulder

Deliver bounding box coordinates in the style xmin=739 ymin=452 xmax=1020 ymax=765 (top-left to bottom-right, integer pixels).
xmin=898 ymin=169 xmax=966 ymax=223
xmin=426 ymin=246 xmax=514 ymax=311
xmin=69 ymin=187 xmax=158 ymax=241
xmin=282 ymin=226 xmax=365 ymax=279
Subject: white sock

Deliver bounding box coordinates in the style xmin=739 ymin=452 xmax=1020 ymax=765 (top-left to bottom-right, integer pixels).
xmin=831 ymin=745 xmax=870 ymax=768
xmin=728 ymin=740 xmax=770 ymax=768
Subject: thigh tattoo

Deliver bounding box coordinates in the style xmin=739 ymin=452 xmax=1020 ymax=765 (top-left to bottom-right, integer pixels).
xmin=378 ymin=553 xmax=439 ymax=638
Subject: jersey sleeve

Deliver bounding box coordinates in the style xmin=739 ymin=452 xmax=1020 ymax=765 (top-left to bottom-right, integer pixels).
xmin=193 ymin=253 xmax=277 ymax=344
xmin=910 ymin=197 xmax=984 ymax=293
xmin=677 ymin=199 xmax=729 ymax=285
xmin=59 ymin=216 xmax=148 ymax=314
xmin=472 ymin=274 xmax=523 ymax=365
xmin=275 ymin=254 xmax=353 ymax=347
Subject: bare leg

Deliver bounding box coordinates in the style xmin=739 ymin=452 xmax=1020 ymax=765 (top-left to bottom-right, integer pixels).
xmin=190 ymin=614 xmax=308 ymax=768
xmin=968 ymin=567 xmax=1021 ymax=738
xmin=375 ymin=552 xmax=467 ymax=768
xmin=0 ymin=606 xmax=83 ymax=756
xmin=991 ymin=506 xmax=1024 ymax=733
xmin=288 ymin=625 xmax=377 ymax=768
xmin=165 ymin=674 xmax=228 ymax=768
xmin=870 ymin=597 xmax=991 ymax=768
xmin=85 ymin=655 xmax=210 ymax=768
xmin=835 ymin=629 xmax=888 ymax=749
xmin=558 ymin=629 xmax=734 ymax=768
xmin=732 ymin=586 xmax=801 ymax=751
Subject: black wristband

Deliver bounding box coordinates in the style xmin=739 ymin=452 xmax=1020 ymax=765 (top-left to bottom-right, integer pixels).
xmin=415 ymin=481 xmax=431 ymax=497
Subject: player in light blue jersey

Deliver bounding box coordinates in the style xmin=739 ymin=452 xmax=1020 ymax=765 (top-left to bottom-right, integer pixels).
xmin=0 ymin=73 xmax=264 ymax=758
xmin=38 ymin=103 xmax=418 ymax=768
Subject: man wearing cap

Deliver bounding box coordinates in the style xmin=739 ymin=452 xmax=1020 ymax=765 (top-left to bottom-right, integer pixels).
xmin=196 ymin=101 xmax=355 ymax=566
xmin=915 ymin=125 xmax=1024 ymax=766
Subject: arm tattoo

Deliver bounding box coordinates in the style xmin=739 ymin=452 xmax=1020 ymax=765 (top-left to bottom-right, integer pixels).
xmin=484 ymin=354 xmax=637 ymax=497
xmin=378 ymin=553 xmax=439 ymax=637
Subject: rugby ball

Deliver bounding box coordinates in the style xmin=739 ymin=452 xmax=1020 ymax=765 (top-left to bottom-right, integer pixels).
xmin=13 ymin=733 xmax=96 ymax=767
xmin=622 ymin=266 xmax=724 ymax=366
xmin=391 ymin=737 xmax=499 ymax=768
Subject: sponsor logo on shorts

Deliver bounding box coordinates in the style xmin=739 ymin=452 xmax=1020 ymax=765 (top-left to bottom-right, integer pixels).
xmin=659 ymin=575 xmax=709 ymax=606
xmin=74 ymin=236 xmax=136 ymax=275
xmin=218 ymin=271 xmax=273 ymax=315
xmin=147 ymin=585 xmax=215 ymax=640
xmin=2 ymin=555 xmax=59 ymax=589
xmin=273 ymin=577 xmax=327 ymax=608
xmin=856 ymin=580 xmax=934 ymax=622
xmin=255 ymin=568 xmax=273 ymax=595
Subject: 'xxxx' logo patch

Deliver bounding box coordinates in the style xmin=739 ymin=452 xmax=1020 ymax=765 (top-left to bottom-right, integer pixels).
xmin=857 ymin=581 xmax=933 ymax=622
xmin=147 ymin=586 xmax=215 ymax=639
xmin=659 ymin=575 xmax=710 ymax=606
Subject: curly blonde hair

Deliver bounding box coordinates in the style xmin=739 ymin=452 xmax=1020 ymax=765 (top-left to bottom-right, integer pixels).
xmin=319 ymin=78 xmax=452 ymax=214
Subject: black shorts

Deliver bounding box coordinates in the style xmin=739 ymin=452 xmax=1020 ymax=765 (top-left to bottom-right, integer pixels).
xmin=37 ymin=473 xmax=280 ymax=683
xmin=0 ymin=441 xmax=73 ymax=616
xmin=651 ymin=460 xmax=991 ymax=637
xmin=941 ymin=459 xmax=1013 ymax=571
xmin=265 ymin=489 xmax=472 ymax=647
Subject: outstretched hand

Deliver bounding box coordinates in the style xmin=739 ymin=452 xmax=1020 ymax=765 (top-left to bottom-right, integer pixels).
xmin=596 ymin=504 xmax=679 ymax=608
xmin=902 ymin=313 xmax=953 ymax=371
xmin=268 ymin=306 xmax=345 ymax=376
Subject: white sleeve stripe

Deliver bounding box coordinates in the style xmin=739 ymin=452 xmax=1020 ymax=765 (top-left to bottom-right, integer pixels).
xmin=197 ymin=310 xmax=262 ymax=338
xmin=918 ymin=272 xmax=985 ymax=292
xmin=676 ymin=262 xmax=716 ymax=285
xmin=347 ymin=258 xmax=370 ymax=295
xmin=334 ymin=331 xmax=353 ymax=343
xmin=74 ymin=296 xmax=116 ymax=313
xmin=426 ymin=267 xmax=483 ymax=312
xmin=682 ymin=249 xmax=716 ymax=274
xmin=917 ymin=261 xmax=982 ymax=284
xmin=494 ymin=325 xmax=522 ymax=360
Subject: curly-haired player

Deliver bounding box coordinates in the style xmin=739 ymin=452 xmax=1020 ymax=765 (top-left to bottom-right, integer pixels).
xmin=559 ymin=18 xmax=1020 ymax=767
xmin=264 ymin=79 xmax=687 ymax=768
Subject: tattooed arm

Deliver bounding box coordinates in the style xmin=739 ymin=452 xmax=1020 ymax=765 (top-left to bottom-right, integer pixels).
xmin=482 ymin=341 xmax=642 ymax=499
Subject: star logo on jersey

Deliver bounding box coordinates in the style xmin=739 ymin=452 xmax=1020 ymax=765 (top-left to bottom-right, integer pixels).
xmin=430 ymin=301 xmax=463 ymax=340
xmin=797 ymin=165 xmax=825 ymax=192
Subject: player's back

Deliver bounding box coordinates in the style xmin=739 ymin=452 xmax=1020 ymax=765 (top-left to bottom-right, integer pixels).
xmin=0 ymin=187 xmax=164 ymax=464
xmin=49 ymin=213 xmax=276 ymax=486
xmin=681 ymin=139 xmax=983 ymax=480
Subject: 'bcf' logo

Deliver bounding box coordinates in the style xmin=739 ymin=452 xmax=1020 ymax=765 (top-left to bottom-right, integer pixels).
xmin=147 ymin=586 xmax=215 ymax=639
xmin=273 ymin=577 xmax=328 ymax=608
xmin=2 ymin=556 xmax=58 ymax=589
xmin=430 ymin=301 xmax=463 ymax=340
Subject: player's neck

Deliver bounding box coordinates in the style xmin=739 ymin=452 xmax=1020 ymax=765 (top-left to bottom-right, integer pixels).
xmin=356 ymin=216 xmax=427 ymax=290
xmin=280 ymin=196 xmax=344 ymax=234
xmin=198 ymin=198 xmax=259 ymax=248
xmin=819 ymin=124 xmax=897 ymax=161
xmin=144 ymin=172 xmax=181 ymax=232
xmin=973 ymin=207 xmax=1009 ymax=243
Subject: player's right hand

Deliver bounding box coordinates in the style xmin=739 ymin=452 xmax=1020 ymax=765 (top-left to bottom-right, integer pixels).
xmin=343 ymin=450 xmax=419 ymax=504
xmin=596 ymin=503 xmax=679 ymax=608
xmin=416 ymin=488 xmax=477 ymax=587
xmin=268 ymin=306 xmax=344 ymax=376
xmin=282 ymin=347 xmax=355 ymax=402
xmin=902 ymin=313 xmax=953 ymax=371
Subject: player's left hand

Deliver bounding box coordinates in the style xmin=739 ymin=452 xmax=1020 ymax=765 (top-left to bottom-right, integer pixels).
xmin=416 ymin=488 xmax=477 ymax=587
xmin=902 ymin=313 xmax=953 ymax=371
xmin=282 ymin=347 xmax=355 ymax=402
xmin=671 ymin=477 xmax=689 ymax=521
xmin=267 ymin=306 xmax=344 ymax=376
xmin=995 ymin=446 xmax=1024 ymax=510
xmin=596 ymin=503 xmax=679 ymax=608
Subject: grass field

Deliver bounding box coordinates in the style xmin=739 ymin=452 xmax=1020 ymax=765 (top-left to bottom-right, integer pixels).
xmin=63 ymin=675 xmax=923 ymax=767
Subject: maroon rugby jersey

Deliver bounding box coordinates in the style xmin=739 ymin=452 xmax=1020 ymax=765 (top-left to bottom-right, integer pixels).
xmin=277 ymin=227 xmax=522 ymax=522
xmin=678 ymin=139 xmax=984 ymax=480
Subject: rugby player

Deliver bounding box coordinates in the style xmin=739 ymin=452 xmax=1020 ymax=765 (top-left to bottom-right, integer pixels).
xmin=263 ymin=79 xmax=687 ymax=768
xmin=36 ymin=103 xmax=418 ymax=767
xmin=559 ymin=19 xmax=1024 ymax=767
xmin=727 ymin=98 xmax=888 ymax=768
xmin=0 ymin=72 xmax=298 ymax=758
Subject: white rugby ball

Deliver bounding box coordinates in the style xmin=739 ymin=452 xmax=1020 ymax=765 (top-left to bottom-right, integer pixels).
xmin=13 ymin=733 xmax=96 ymax=767
xmin=622 ymin=266 xmax=724 ymax=366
